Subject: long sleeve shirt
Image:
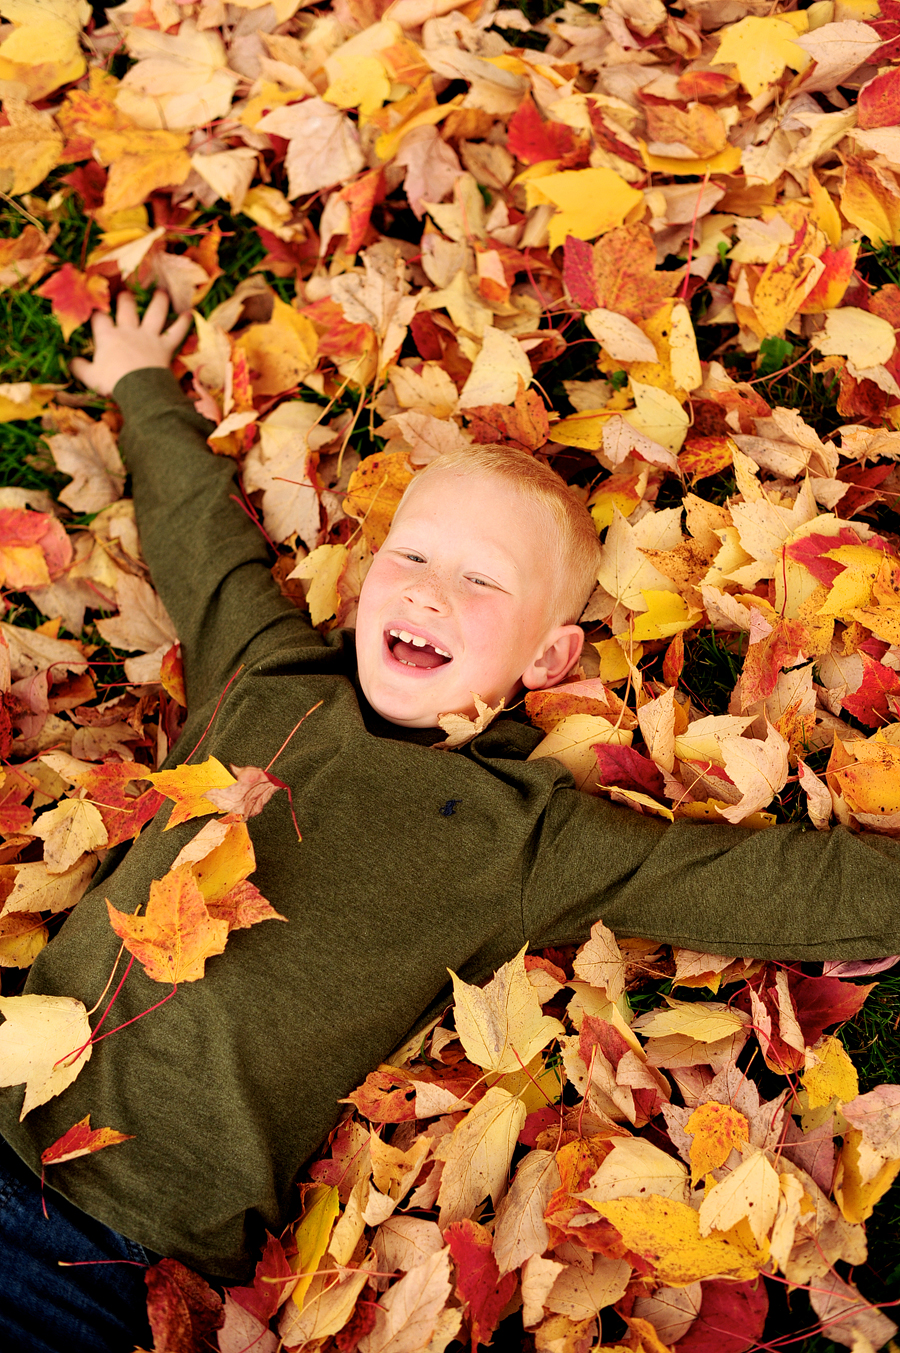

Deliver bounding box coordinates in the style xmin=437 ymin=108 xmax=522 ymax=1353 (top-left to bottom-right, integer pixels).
xmin=0 ymin=369 xmax=898 ymax=1280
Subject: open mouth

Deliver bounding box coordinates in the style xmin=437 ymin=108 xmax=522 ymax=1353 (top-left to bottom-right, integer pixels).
xmin=387 ymin=629 xmax=452 ymax=669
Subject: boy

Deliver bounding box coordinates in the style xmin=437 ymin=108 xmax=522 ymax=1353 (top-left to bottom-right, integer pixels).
xmin=0 ymin=294 xmax=898 ymax=1351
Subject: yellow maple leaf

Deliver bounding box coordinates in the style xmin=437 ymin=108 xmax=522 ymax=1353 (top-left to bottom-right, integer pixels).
xmin=450 ymin=944 xmax=564 ymax=1075
xmin=289 ymin=543 xmax=349 ymax=628
xmin=685 ymin=1101 xmax=750 ymax=1182
xmin=343 ymin=451 xmax=414 ymax=550
xmin=147 ymin=757 xmax=237 ymax=830
xmin=171 ymin=815 xmax=256 ymax=905
xmin=0 ymin=100 xmax=64 ymax=196
xmin=698 ymin=1149 xmax=779 ymax=1246
xmin=631 ymin=590 xmax=702 ymax=642
xmin=802 ymin=1034 xmax=859 ymax=1109
xmin=0 ymin=0 xmax=88 ymax=101
xmin=325 ymin=53 xmax=391 ymax=116
xmin=835 ymin=1129 xmax=900 ymax=1223
xmin=233 ymin=296 xmax=319 ymax=397
xmin=525 ymin=168 xmax=643 ymax=252
xmin=712 ymin=14 xmax=811 ymax=99
xmin=290 ymin=1184 xmax=340 ymax=1310
xmin=106 ymin=867 xmax=229 ymax=984
xmin=593 ymin=1194 xmax=764 ymax=1284
xmin=435 ymin=1085 xmax=526 ymax=1228
xmin=638 ymin=142 xmax=742 ymax=176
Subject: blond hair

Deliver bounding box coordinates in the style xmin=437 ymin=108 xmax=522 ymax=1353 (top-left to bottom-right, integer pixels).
xmin=406 ymin=445 xmax=601 ymax=625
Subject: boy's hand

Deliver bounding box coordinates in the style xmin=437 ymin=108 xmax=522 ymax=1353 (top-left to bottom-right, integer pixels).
xmin=70 ymin=290 xmax=193 ymax=396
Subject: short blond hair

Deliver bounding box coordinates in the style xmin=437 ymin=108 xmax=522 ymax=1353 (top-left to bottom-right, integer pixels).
xmin=407 ymin=445 xmax=601 ymax=625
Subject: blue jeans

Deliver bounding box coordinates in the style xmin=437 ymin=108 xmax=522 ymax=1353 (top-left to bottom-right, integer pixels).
xmin=0 ymin=1134 xmax=156 ymax=1353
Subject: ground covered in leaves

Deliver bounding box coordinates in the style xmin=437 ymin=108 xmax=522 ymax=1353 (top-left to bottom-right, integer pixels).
xmin=1 ymin=0 xmax=900 ymax=1349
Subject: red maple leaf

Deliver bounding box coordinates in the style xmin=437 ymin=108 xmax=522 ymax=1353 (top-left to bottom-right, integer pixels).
xmin=784 ymin=529 xmax=863 ymax=586
xmin=444 ymin=1218 xmax=517 ymax=1352
xmin=842 ymin=652 xmax=900 ymax=727
xmin=563 ymin=235 xmax=599 ymax=311
xmin=145 ymin=1258 xmax=224 ymax=1353
xmin=507 ymin=94 xmax=578 ymax=166
xmin=41 ymin=1115 xmax=133 ymax=1166
xmin=870 ymin=0 xmax=900 ymax=62
xmin=674 ymin=1278 xmax=768 ymax=1353
xmin=36 ymin=264 xmax=110 ymax=341
xmin=228 ymin=1232 xmax=293 ymax=1325
xmin=72 ymin=761 xmax=165 ymax=848
xmin=594 ymin=743 xmax=667 ymax=799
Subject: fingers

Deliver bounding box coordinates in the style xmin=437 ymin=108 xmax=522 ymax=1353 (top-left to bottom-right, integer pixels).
xmin=162 ymin=310 xmax=193 ymax=354
xmin=142 ymin=289 xmax=172 ymax=334
xmin=115 ymin=290 xmax=139 ymax=327
xmin=69 ymin=356 xmax=91 ymax=385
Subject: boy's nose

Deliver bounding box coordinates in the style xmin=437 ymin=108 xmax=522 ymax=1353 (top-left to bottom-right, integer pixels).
xmin=403 ymin=572 xmax=449 ymax=612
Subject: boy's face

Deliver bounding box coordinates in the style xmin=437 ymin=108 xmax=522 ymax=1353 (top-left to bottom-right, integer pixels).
xmin=356 ymin=469 xmax=573 ymax=728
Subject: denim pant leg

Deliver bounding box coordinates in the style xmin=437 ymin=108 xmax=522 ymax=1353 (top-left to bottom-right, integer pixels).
xmin=0 ymin=1135 xmax=156 ymax=1353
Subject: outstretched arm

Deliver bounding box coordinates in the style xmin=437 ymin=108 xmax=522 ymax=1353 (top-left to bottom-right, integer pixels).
xmin=72 ymin=292 xmax=324 ymax=705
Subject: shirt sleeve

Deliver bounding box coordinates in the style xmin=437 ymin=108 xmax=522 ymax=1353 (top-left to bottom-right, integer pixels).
xmin=113 ymin=368 xmax=321 ymax=706
xmin=522 ymin=776 xmax=900 ymax=961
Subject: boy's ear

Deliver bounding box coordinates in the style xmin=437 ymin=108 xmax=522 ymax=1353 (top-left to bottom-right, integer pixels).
xmin=521 ymin=625 xmax=585 ymax=691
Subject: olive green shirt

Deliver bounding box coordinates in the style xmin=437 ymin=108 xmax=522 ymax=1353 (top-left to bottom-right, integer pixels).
xmin=0 ymin=370 xmax=897 ymax=1280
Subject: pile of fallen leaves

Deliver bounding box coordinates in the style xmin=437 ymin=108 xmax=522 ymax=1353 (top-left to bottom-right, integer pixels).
xmin=2 ymin=0 xmax=900 ymax=1347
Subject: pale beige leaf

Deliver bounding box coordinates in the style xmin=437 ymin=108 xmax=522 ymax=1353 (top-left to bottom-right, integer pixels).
xmin=0 ymin=622 xmax=87 ymax=681
xmin=634 ymin=998 xmax=750 ymax=1044
xmin=435 ymin=1085 xmax=526 ymax=1227
xmin=521 ymin=1254 xmax=564 ymax=1329
xmin=572 ymin=919 xmax=626 ymax=1002
xmin=27 ymin=800 xmax=108 ymax=873
xmin=219 ymin=1297 xmax=277 ymax=1353
xmin=457 ymin=326 xmax=532 ymax=409
xmin=94 ymin=573 xmax=177 ymax=655
xmin=493 ymin=1149 xmax=561 ymax=1275
xmin=372 ymin=1216 xmax=444 ymax=1283
xmin=596 ymin=509 xmax=679 ymax=613
xmin=698 ymin=1149 xmax=780 ymax=1245
xmin=117 ymin=20 xmax=238 ymax=131
xmin=545 ymin=1255 xmax=631 ymax=1320
xmin=581 ymin=1135 xmax=689 ymax=1206
xmin=0 ymin=993 xmax=92 ymax=1119
xmin=584 ymin=309 xmax=657 ymax=363
xmin=43 ymin=413 xmax=125 ymax=514
xmin=808 ymin=1268 xmax=897 ymax=1350
xmin=4 ymin=854 xmax=97 ymax=913
xmin=356 ymin=1248 xmax=452 ymax=1353
xmin=450 ymin=944 xmax=564 ymax=1075
xmin=637 ymin=685 xmax=676 ymax=774
xmin=674 ymin=713 xmax=755 ymax=767
xmin=257 ymin=98 xmax=365 ymax=199
xmin=716 ymin=723 xmax=790 ymax=824
xmin=435 ymin=693 xmax=505 ymax=750
xmin=279 ymin=1260 xmax=373 ymax=1348
xmin=190 ymin=147 xmax=257 ymax=213
xmin=527 ymin=713 xmax=632 ymax=792
xmin=632 ymin=1283 xmax=702 ymax=1345
xmin=813 ymin=306 xmax=897 ymax=370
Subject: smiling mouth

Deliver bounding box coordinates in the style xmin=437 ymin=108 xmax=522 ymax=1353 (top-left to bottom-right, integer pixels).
xmin=387 ymin=629 xmax=452 ymax=669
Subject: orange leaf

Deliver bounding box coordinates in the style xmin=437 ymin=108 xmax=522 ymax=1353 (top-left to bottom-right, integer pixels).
xmin=147 ymin=757 xmax=237 ymax=830
xmin=35 ymin=264 xmax=110 ymax=342
xmin=72 ymin=761 xmax=165 ymax=849
xmin=41 ymin=1114 xmax=134 ymax=1166
xmin=343 ymin=451 xmax=414 ymax=549
xmin=685 ymin=1101 xmax=750 ymax=1183
xmin=106 ymin=866 xmax=229 ymax=984
xmin=159 ymin=642 xmax=186 ymax=707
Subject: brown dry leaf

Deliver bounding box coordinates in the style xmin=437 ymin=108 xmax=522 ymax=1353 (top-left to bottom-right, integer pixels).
xmin=493 ymin=1149 xmax=560 ymax=1275
xmin=436 ymin=693 xmax=504 ymax=750
xmin=43 ymin=407 xmax=126 ymax=513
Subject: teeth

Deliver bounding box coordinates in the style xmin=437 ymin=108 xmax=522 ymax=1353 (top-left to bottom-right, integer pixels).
xmin=389 ymin=628 xmax=451 ymax=659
